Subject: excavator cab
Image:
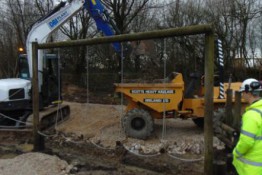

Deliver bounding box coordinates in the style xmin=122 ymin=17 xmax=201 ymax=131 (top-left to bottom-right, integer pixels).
xmin=18 ymin=53 xmax=61 ymax=108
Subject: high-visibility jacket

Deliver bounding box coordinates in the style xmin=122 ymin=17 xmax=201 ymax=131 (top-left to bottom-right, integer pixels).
xmin=233 ymin=99 xmax=262 ymax=175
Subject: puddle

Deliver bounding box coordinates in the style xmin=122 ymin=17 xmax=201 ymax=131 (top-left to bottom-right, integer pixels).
xmin=0 ymin=143 xmax=33 ymax=159
xmin=0 ymin=153 xmax=18 ymax=159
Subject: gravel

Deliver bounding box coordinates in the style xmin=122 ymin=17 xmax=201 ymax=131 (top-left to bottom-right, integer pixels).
xmin=0 ymin=152 xmax=72 ymax=175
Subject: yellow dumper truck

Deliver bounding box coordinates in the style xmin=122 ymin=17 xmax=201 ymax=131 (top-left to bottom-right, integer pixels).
xmin=114 ymin=72 xmax=242 ymax=139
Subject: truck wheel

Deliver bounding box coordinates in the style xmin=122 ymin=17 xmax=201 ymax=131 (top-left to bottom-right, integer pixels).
xmin=192 ymin=118 xmax=204 ymax=128
xmin=192 ymin=109 xmax=225 ymax=130
xmin=122 ymin=108 xmax=153 ymax=140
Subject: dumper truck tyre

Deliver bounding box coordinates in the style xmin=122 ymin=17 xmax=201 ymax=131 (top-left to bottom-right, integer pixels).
xmin=192 ymin=118 xmax=204 ymax=128
xmin=122 ymin=108 xmax=153 ymax=139
xmin=192 ymin=109 xmax=225 ymax=130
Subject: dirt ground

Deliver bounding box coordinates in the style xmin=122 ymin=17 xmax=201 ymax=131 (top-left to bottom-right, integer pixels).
xmin=57 ymin=102 xmax=213 ymax=155
xmin=0 ymin=85 xmax=225 ymax=175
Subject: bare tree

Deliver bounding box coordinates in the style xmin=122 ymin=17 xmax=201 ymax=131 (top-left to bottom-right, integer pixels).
xmin=103 ymin=0 xmax=150 ymax=34
xmin=103 ymin=0 xmax=161 ymax=82
xmin=0 ymin=0 xmax=35 ymax=77
xmin=0 ymin=18 xmax=17 ymax=77
xmin=59 ymin=10 xmax=92 ymax=78
xmin=205 ymin=0 xmax=262 ymax=79
xmin=160 ymin=0 xmax=206 ymax=78
xmin=59 ymin=0 xmax=154 ymax=83
xmin=0 ymin=0 xmax=51 ymax=78
xmin=6 ymin=0 xmax=41 ymax=48
xmin=35 ymin=0 xmax=54 ymax=16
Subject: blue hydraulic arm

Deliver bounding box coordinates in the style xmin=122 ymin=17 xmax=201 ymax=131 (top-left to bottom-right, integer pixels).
xmin=84 ymin=0 xmax=121 ymax=53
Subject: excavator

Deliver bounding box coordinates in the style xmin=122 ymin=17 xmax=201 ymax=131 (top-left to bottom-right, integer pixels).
xmin=0 ymin=0 xmax=120 ymax=130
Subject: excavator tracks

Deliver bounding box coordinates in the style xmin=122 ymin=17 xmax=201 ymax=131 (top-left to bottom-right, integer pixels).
xmin=26 ymin=104 xmax=70 ymax=130
xmin=0 ymin=105 xmax=70 ymax=138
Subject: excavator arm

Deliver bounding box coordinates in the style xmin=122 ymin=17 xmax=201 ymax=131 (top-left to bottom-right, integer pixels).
xmin=26 ymin=0 xmax=121 ymax=79
xmin=84 ymin=0 xmax=121 ymax=52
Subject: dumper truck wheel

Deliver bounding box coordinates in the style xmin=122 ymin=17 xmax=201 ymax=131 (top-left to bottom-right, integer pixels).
xmin=192 ymin=109 xmax=226 ymax=130
xmin=122 ymin=108 xmax=153 ymax=139
xmin=192 ymin=118 xmax=204 ymax=128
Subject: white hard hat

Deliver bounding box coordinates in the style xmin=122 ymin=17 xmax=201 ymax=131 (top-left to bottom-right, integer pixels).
xmin=239 ymin=78 xmax=262 ymax=92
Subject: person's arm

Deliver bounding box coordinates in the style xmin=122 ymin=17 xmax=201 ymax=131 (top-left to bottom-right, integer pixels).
xmin=233 ymin=111 xmax=259 ymax=157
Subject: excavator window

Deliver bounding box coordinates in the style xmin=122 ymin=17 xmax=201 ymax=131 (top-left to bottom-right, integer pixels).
xmin=43 ymin=54 xmax=58 ymax=78
xmin=18 ymin=54 xmax=30 ymax=79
